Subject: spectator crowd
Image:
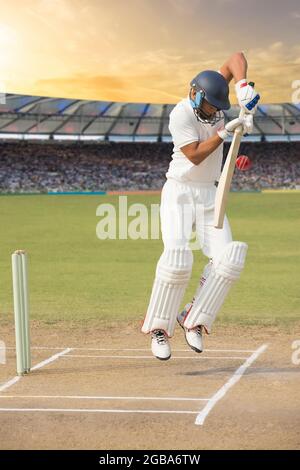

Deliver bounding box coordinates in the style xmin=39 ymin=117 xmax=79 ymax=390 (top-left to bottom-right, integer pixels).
xmin=0 ymin=140 xmax=299 ymax=193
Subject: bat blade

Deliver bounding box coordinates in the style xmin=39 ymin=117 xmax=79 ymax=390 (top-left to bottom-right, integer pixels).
xmin=214 ymin=114 xmax=244 ymax=229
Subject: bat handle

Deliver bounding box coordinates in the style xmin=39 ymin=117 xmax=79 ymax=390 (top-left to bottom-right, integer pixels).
xmin=234 ymin=108 xmax=245 ymax=135
xmin=239 ymin=108 xmax=246 ymax=119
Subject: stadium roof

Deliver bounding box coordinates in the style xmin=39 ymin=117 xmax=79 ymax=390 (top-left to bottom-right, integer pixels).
xmin=0 ymin=94 xmax=299 ymax=142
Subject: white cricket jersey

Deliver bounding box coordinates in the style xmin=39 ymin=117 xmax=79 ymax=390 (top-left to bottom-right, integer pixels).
xmin=166 ymin=97 xmax=224 ymax=183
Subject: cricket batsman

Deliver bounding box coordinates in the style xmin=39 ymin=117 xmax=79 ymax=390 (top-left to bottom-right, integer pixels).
xmin=142 ymin=52 xmax=260 ymax=360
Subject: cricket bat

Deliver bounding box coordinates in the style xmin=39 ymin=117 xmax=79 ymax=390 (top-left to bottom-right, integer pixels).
xmin=214 ymin=109 xmax=245 ymax=229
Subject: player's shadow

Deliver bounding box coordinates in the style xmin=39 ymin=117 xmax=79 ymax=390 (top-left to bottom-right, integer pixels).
xmin=183 ymin=366 xmax=300 ymax=376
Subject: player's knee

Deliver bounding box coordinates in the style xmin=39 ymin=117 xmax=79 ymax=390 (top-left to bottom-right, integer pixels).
xmin=214 ymin=241 xmax=248 ymax=280
xmin=157 ymin=247 xmax=193 ymax=284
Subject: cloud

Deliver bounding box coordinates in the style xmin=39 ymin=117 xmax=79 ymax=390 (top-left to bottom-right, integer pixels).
xmin=0 ymin=23 xmax=20 ymax=72
xmin=245 ymin=42 xmax=300 ymax=103
xmin=2 ymin=2 xmax=299 ymax=104
xmin=37 ymin=0 xmax=79 ymax=22
xmin=30 ymin=46 xmax=192 ymax=102
xmin=291 ymin=11 xmax=300 ymax=18
xmin=27 ymin=41 xmax=297 ymax=104
xmin=33 ymin=73 xmax=183 ymax=103
xmin=27 ymin=0 xmax=94 ymax=39
xmin=166 ymin=0 xmax=191 ymax=15
xmin=0 ymin=23 xmax=18 ymax=46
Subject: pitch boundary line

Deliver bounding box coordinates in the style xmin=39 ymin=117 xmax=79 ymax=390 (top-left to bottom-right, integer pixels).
xmin=62 ymin=354 xmax=248 ymax=360
xmin=195 ymin=344 xmax=268 ymax=425
xmin=0 ymin=348 xmax=71 ymax=393
xmin=2 ymin=346 xmax=257 ymax=353
xmin=0 ymin=395 xmax=210 ymax=402
xmin=0 ymin=408 xmax=198 ymax=415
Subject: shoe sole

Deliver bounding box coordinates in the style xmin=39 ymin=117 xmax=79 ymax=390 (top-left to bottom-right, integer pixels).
xmin=155 ymin=355 xmax=171 ymax=361
xmin=177 ymin=320 xmax=203 ymax=354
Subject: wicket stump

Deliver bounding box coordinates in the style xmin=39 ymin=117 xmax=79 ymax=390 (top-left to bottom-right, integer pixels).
xmin=12 ymin=250 xmax=31 ymax=376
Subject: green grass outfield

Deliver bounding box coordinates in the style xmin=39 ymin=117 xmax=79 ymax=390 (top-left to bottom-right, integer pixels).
xmin=0 ymin=192 xmax=299 ymax=327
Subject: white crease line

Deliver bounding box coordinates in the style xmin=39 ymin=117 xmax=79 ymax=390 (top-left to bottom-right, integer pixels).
xmin=3 ymin=347 xmax=256 ymax=353
xmin=0 ymin=408 xmax=198 ymax=415
xmin=62 ymin=354 xmax=248 ymax=360
xmin=0 ymin=395 xmax=210 ymax=402
xmin=0 ymin=376 xmax=21 ymax=393
xmin=195 ymin=344 xmax=268 ymax=426
xmin=0 ymin=348 xmax=71 ymax=393
xmin=31 ymin=348 xmax=72 ymax=372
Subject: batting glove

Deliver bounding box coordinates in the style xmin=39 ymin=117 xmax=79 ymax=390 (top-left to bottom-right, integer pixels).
xmin=235 ymin=79 xmax=260 ymax=114
xmin=217 ymin=117 xmax=245 ymax=140
xmin=243 ymin=114 xmax=254 ymax=134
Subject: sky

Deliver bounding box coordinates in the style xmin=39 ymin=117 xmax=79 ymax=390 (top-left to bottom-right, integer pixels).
xmin=0 ymin=0 xmax=299 ymax=104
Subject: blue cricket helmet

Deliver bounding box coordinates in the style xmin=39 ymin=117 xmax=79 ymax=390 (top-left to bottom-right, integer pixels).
xmin=190 ymin=70 xmax=230 ymax=110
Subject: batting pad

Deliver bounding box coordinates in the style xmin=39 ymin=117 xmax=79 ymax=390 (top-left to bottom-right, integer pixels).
xmin=193 ymin=260 xmax=213 ymax=301
xmin=142 ymin=248 xmax=193 ymax=337
xmin=183 ymin=242 xmax=248 ymax=332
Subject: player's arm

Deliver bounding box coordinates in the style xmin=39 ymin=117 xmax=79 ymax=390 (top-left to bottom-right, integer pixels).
xmin=180 ymin=135 xmax=223 ymax=166
xmin=219 ymin=51 xmax=247 ymax=84
xmin=180 ymin=116 xmax=248 ymax=166
xmin=220 ymin=52 xmax=260 ymax=114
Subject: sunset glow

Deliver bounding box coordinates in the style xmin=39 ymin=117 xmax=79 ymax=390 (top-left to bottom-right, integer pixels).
xmin=0 ymin=0 xmax=299 ymax=103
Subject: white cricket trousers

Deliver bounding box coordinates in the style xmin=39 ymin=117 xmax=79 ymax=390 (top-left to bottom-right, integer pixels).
xmin=160 ymin=178 xmax=232 ymax=260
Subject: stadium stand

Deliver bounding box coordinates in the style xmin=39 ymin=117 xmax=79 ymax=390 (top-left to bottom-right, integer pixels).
xmin=0 ymin=94 xmax=299 ymax=193
xmin=0 ymin=141 xmax=299 ymax=193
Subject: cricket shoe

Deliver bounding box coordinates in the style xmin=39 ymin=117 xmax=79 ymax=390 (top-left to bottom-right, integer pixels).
xmin=151 ymin=330 xmax=171 ymax=361
xmin=177 ymin=304 xmax=203 ymax=353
